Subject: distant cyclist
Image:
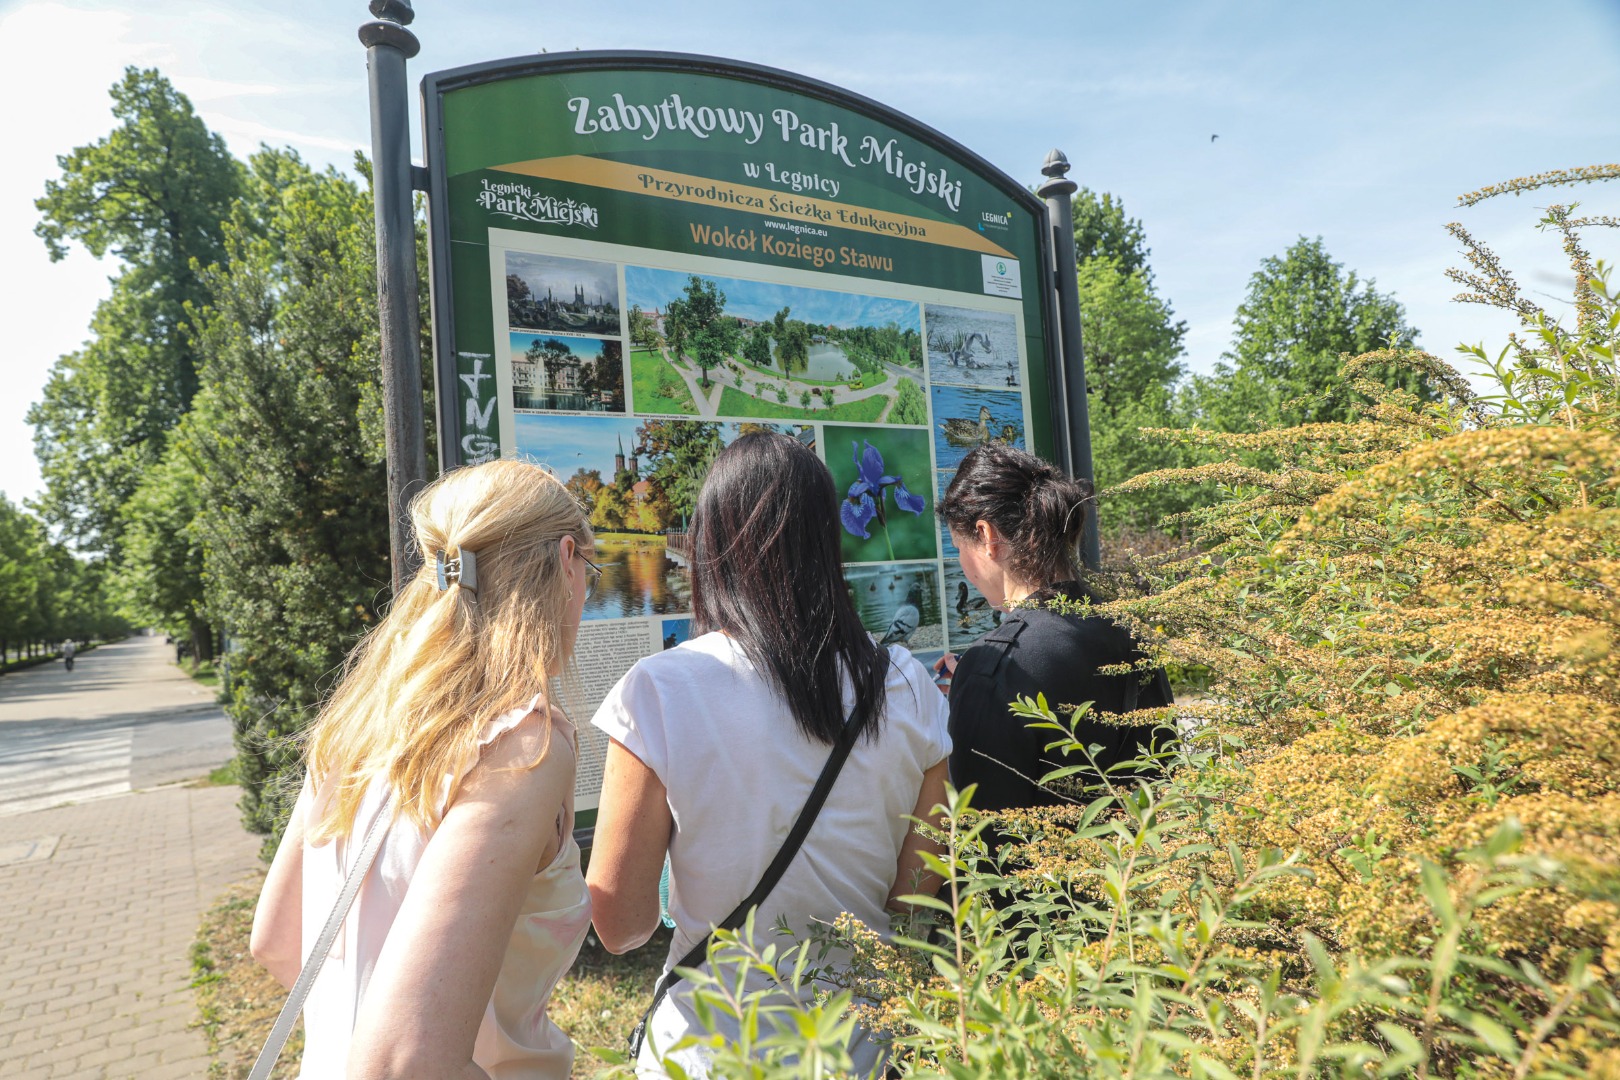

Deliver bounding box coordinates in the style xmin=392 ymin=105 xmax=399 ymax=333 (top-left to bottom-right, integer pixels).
xmin=62 ymin=639 xmax=76 ymax=672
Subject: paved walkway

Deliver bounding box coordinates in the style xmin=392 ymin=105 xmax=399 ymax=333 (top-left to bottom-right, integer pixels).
xmin=0 ymin=636 xmax=218 ymax=724
xmin=660 ymin=344 xmax=903 ymax=420
xmin=0 ymin=638 xmax=260 ymax=1078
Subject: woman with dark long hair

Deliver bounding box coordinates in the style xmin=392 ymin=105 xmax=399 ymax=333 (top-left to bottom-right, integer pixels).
xmin=586 ymin=432 xmax=950 ymax=1077
xmin=936 ymin=442 xmax=1175 ymax=815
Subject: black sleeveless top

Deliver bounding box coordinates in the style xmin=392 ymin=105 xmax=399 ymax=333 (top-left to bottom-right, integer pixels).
xmin=946 ymin=586 xmax=1174 ymax=813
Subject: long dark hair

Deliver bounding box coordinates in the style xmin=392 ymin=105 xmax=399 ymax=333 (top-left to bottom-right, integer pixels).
xmin=938 ymin=443 xmax=1093 ymax=591
xmin=690 ymin=432 xmax=888 ymax=744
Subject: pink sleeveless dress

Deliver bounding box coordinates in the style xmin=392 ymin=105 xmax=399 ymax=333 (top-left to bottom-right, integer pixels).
xmin=296 ymin=698 xmax=590 ymax=1079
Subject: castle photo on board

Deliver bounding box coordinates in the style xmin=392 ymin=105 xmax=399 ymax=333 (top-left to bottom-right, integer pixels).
xmin=506 ymin=251 xmax=622 ymax=336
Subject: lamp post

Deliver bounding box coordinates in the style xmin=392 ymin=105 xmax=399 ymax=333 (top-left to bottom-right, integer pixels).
xmin=1037 ymin=149 xmax=1102 ymax=571
xmin=361 ymin=0 xmax=429 ymax=595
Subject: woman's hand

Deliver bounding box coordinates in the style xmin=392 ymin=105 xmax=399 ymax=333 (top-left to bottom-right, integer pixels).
xmin=931 ymin=653 xmax=958 ymax=693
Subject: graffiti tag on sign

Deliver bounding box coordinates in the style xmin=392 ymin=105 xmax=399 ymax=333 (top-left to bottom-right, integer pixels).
xmin=458 ymin=352 xmax=498 ymax=464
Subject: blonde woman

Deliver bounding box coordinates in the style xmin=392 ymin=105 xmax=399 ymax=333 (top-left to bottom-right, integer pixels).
xmin=251 ymin=460 xmax=601 ymax=1079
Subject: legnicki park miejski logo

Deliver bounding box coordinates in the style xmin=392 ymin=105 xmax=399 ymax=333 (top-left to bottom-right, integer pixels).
xmin=476 ymin=178 xmax=600 ymax=229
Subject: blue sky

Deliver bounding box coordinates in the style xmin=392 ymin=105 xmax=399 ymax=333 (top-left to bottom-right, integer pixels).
xmin=507 ymin=252 xmax=619 ymax=308
xmin=3 ymin=0 xmax=1617 ymax=506
xmin=513 ymin=413 xmax=639 ymax=479
xmin=509 ymin=332 xmax=615 ymax=362
xmin=624 ymin=266 xmax=922 ymax=329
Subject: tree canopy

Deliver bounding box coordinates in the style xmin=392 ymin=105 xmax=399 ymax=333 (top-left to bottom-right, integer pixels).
xmin=1189 ymin=235 xmax=1421 ymax=429
xmin=29 ymin=67 xmax=242 ymax=559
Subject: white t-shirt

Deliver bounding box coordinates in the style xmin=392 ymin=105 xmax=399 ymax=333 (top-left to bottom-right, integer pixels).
xmin=592 ymin=631 xmax=951 ymax=1077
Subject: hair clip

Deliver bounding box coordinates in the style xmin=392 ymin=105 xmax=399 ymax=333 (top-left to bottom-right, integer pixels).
xmin=434 ymin=548 xmax=478 ymax=593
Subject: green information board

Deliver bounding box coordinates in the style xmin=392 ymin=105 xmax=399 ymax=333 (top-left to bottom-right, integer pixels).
xmin=422 ymin=52 xmax=1059 ymax=819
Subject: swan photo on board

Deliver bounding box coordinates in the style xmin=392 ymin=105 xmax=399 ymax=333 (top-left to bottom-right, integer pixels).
xmin=924 ymin=302 xmax=1021 ymax=390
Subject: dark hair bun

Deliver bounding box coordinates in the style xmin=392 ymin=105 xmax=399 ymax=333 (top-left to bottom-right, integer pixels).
xmin=939 ymin=443 xmax=1089 ymax=586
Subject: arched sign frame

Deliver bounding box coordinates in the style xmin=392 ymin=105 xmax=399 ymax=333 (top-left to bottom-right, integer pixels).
xmin=420 ymin=51 xmax=1065 ymax=830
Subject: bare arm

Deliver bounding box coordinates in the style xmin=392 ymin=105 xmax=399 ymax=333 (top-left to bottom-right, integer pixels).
xmin=344 ymin=711 xmax=573 ymax=1080
xmin=586 ymin=738 xmax=673 ymax=954
xmin=251 ymin=782 xmax=310 ymax=989
xmin=887 ymin=759 xmax=950 ymax=912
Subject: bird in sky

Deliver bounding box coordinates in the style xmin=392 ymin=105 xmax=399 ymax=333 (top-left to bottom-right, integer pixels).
xmin=880 ymin=584 xmax=924 ymax=646
xmin=1210 ymin=134 xmax=1219 ymax=142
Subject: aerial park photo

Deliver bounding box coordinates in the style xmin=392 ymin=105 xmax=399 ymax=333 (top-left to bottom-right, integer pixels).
xmin=624 ymin=266 xmax=928 ymax=423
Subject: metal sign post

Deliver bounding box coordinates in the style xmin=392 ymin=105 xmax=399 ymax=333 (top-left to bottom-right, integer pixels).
xmin=360 ymin=0 xmax=430 ymax=595
xmin=1038 ymin=149 xmax=1102 ymax=571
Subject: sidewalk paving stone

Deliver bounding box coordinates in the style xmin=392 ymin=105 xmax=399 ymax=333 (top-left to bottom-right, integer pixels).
xmin=0 ymin=784 xmax=261 ymax=1078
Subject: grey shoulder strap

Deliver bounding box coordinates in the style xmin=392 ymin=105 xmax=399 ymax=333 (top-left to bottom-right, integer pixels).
xmin=249 ymin=796 xmax=393 ymax=1080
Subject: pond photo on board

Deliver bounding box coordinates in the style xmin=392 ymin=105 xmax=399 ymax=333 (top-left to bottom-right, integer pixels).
xmin=625 ymin=265 xmax=923 ymax=425
xmin=514 ymin=414 xmax=809 ymax=620
xmin=931 ymin=384 xmax=1025 ymax=472
xmin=845 ymin=561 xmax=944 ymax=659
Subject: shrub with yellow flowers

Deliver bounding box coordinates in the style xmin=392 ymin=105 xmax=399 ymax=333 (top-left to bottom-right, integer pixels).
xmin=598 ymin=167 xmax=1620 ymax=1080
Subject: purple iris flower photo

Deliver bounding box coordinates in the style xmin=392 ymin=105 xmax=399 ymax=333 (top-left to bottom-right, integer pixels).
xmin=841 ymin=440 xmax=926 ymax=559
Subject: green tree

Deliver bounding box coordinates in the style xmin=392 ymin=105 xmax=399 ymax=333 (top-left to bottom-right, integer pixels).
xmin=665 ymin=297 xmax=689 ymax=363
xmin=890 ymin=377 xmax=927 ymax=425
xmin=112 ymin=443 xmax=211 ymax=660
xmin=29 ymin=69 xmax=242 ymax=557
xmin=1075 ymin=256 xmax=1195 ymax=531
xmin=679 ymin=276 xmax=737 ymax=388
xmin=565 ymin=468 xmax=605 ymax=512
xmin=744 ymin=323 xmax=773 ymax=369
xmin=1072 ymin=187 xmax=1152 ymax=275
xmin=0 ymin=496 xmax=48 ymax=661
xmin=636 ymin=420 xmax=723 ymax=528
xmin=628 ymin=304 xmax=659 ymax=350
xmin=1050 ymin=190 xmax=1200 ymax=536
xmin=185 ymin=149 xmax=403 ymax=852
xmin=1189 ymin=236 xmax=1421 ymax=429
xmin=777 ymin=320 xmax=811 ymax=374
xmin=589 ymin=483 xmax=629 ymax=533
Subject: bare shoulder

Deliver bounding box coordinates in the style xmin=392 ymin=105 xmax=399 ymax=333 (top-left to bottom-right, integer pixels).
xmin=464 ymin=699 xmax=578 ymax=796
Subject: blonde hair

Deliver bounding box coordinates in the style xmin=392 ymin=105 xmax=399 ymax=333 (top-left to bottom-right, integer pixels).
xmin=304 ymin=459 xmax=591 ymax=843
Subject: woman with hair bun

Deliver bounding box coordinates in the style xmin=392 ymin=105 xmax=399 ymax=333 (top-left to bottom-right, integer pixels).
xmin=251 ymin=459 xmax=600 ymax=1079
xmin=935 ymin=443 xmax=1174 ymax=815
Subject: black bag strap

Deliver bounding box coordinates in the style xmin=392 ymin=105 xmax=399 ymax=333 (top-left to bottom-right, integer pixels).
xmin=630 ymin=710 xmax=860 ymax=1057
